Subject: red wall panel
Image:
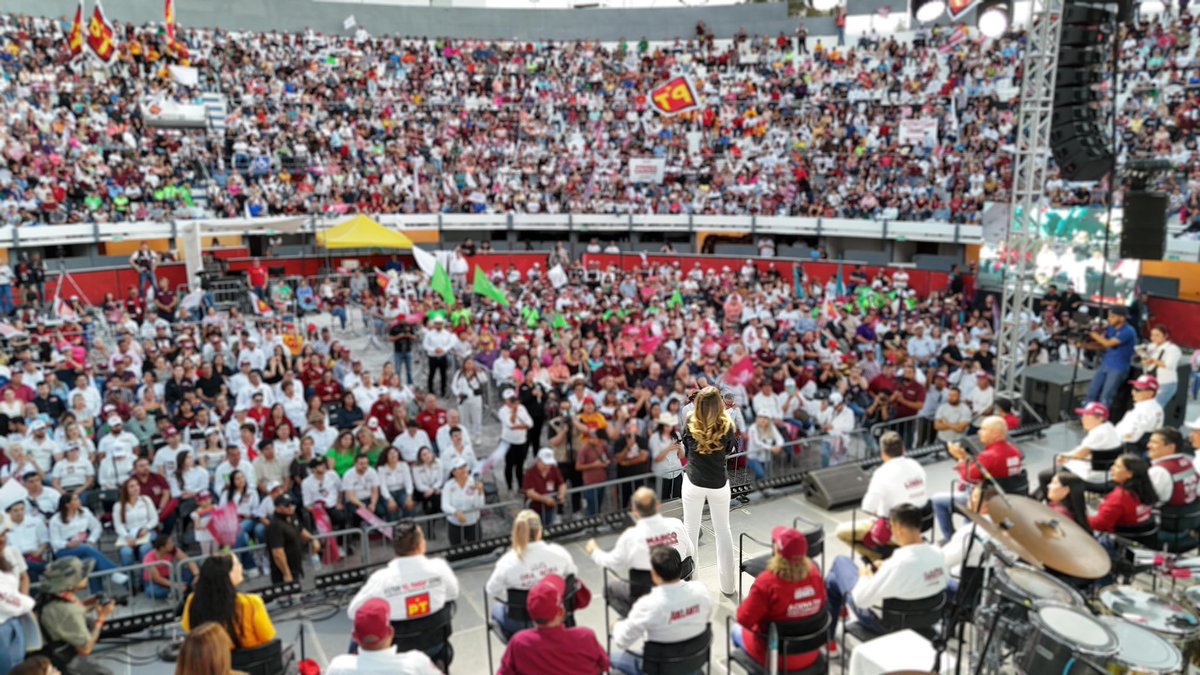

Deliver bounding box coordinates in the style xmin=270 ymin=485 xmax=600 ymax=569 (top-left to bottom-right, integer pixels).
xmin=1147 ymin=296 xmax=1200 ymax=349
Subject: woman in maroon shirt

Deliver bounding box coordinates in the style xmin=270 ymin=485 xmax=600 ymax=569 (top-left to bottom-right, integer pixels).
xmin=733 ymin=527 xmax=826 ymax=671
xmin=1090 ymin=454 xmax=1157 ymax=533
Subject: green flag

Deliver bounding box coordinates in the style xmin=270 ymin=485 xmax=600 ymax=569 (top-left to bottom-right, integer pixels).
xmin=603 ymin=310 xmax=614 ymax=322
xmin=666 ymin=289 xmax=683 ymax=309
xmin=553 ymin=313 xmax=568 ymax=330
xmin=472 ymin=265 xmax=509 ymax=307
xmin=430 ymin=261 xmax=455 ymax=306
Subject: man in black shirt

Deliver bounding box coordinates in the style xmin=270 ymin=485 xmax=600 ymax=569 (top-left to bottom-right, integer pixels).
xmin=388 ymin=316 xmax=415 ymax=386
xmin=33 ymin=381 xmax=64 ymax=420
xmin=265 ymin=493 xmax=318 ymax=584
xmin=973 ymin=338 xmax=996 ymax=374
xmin=940 ymin=334 xmax=965 ymax=371
xmin=195 ymin=362 xmax=224 ymax=405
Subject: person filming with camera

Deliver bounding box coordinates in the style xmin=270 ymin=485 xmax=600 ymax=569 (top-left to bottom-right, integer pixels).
xmin=1082 ymin=307 xmax=1137 ymax=409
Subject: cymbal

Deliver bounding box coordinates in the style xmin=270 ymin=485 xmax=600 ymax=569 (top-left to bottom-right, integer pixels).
xmin=955 ymin=503 xmax=1044 ymax=569
xmin=986 ymin=494 xmax=1112 ymax=580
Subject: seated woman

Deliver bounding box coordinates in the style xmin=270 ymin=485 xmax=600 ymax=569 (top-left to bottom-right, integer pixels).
xmin=47 ymin=494 xmax=124 ymax=593
xmin=485 ymin=509 xmax=579 ymax=638
xmin=182 ymin=554 xmax=276 ymax=650
xmin=1089 ymin=454 xmax=1157 ymax=536
xmin=143 ymin=533 xmax=198 ymax=600
xmin=732 ymin=526 xmax=826 ymax=672
xmin=1045 ymin=471 xmax=1093 ymax=534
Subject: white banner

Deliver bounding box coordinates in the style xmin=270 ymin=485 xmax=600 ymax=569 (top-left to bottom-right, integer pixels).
xmin=548 ymin=264 xmax=568 ymax=289
xmin=899 ymin=118 xmax=939 ymax=146
xmin=628 ymin=158 xmax=666 ymax=184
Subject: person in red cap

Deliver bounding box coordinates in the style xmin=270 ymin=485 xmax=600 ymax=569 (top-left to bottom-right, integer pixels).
xmin=733 ymin=526 xmax=826 ymax=671
xmin=1035 ymin=401 xmax=1121 ymax=498
xmin=496 ymin=574 xmax=608 ymax=675
xmin=325 ymin=598 xmax=439 ymax=675
xmin=1114 ymin=375 xmax=1165 ymax=446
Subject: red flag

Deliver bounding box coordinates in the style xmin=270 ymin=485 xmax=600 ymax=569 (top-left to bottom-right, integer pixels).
xmin=724 ymin=356 xmax=755 ymax=388
xmin=86 ymin=1 xmax=118 ymax=64
xmin=164 ymin=0 xmax=176 ymax=44
xmin=375 ymin=269 xmax=390 ymax=293
xmin=67 ymin=0 xmax=84 ymax=57
xmin=639 ymin=333 xmax=665 ymax=356
xmin=946 ymin=0 xmax=980 ymax=18
xmin=649 ymin=76 xmax=701 ymax=116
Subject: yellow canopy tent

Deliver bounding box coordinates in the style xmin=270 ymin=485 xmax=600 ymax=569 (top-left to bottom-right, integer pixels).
xmin=316 ymin=214 xmax=414 ymax=249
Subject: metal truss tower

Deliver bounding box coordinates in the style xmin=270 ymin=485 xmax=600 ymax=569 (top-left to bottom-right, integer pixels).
xmin=995 ymin=0 xmax=1065 ymax=408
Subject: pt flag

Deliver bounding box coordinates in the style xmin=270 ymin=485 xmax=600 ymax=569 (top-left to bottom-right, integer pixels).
xmin=87 ymin=1 xmax=117 ymax=64
xmin=67 ymin=0 xmax=84 ymax=58
xmin=164 ymin=0 xmax=187 ymax=58
xmin=649 ymin=76 xmax=701 ymax=116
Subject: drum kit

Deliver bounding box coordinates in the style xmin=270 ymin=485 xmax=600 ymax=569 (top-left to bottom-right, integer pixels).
xmin=958 ymin=494 xmax=1200 ymax=675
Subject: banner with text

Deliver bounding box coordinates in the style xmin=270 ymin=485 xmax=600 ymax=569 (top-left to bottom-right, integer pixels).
xmin=628 ymin=158 xmax=666 ymax=184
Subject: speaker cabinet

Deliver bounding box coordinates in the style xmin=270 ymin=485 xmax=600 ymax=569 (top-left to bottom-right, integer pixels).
xmin=1121 ymin=191 xmax=1168 ymax=260
xmin=804 ymin=464 xmax=870 ymax=511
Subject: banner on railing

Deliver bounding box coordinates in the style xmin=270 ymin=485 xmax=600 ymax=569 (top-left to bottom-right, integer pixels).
xmin=628 ymin=158 xmax=666 ymax=184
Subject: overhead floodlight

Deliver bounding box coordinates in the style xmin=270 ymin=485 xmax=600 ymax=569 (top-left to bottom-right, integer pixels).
xmin=977 ymin=0 xmax=1010 ymax=37
xmin=1141 ymin=0 xmax=1166 ymax=11
xmin=912 ymin=0 xmax=946 ymax=23
xmin=810 ymin=0 xmax=841 ymax=11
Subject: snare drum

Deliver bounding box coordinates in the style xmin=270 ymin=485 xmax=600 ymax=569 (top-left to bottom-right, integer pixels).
xmin=978 ymin=562 xmax=1084 ymax=646
xmin=1018 ymin=602 xmax=1118 ymax=675
xmin=1100 ymin=616 xmax=1184 ymax=675
xmin=1099 ymin=585 xmax=1200 ymax=673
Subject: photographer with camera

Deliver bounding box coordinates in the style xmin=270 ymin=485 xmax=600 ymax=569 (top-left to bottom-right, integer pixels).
xmin=1082 ymin=307 xmax=1137 ymax=408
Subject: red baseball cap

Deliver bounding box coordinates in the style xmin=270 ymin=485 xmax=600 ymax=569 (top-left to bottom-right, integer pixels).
xmin=526 ymin=574 xmax=567 ymax=623
xmin=1129 ymin=374 xmax=1159 ymax=392
xmin=351 ymin=598 xmax=393 ymax=648
xmin=1074 ymin=402 xmax=1109 ymax=420
xmin=772 ymin=526 xmax=808 ymax=560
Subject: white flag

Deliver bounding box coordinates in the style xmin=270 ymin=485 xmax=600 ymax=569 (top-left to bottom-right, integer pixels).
xmin=548 ymin=264 xmax=568 ymax=289
xmin=168 ymin=65 xmax=199 ymax=86
xmin=411 ymin=246 xmax=438 ymax=278
xmin=343 ymin=15 xmax=357 ymax=29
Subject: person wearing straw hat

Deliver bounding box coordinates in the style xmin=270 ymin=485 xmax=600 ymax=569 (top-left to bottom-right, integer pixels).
xmin=35 ymin=557 xmax=116 ymax=675
xmin=648 ymin=413 xmax=685 ymax=500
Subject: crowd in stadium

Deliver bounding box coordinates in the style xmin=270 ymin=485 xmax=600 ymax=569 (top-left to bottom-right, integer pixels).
xmin=0 ymin=228 xmax=1191 ymax=672
xmin=1 ymin=11 xmax=1199 ymax=227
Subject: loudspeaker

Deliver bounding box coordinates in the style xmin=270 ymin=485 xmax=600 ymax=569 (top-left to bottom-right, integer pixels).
xmin=1023 ymin=362 xmax=1095 ymax=422
xmin=804 ymin=464 xmax=870 ymax=511
xmin=1121 ymin=191 xmax=1168 ymax=260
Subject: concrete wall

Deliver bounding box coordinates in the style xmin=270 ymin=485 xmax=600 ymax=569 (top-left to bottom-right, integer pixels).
xmin=8 ymin=0 xmax=801 ymax=40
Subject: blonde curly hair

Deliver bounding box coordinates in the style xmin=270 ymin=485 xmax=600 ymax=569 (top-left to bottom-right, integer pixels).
xmin=686 ymin=386 xmax=733 ymax=455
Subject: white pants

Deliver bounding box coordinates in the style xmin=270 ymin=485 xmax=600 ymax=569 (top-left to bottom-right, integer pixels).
xmin=681 ymin=475 xmax=735 ymax=594
xmin=459 ymin=396 xmax=483 ymax=441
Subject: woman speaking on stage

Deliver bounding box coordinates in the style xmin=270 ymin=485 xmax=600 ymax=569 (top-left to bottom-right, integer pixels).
xmin=679 ymin=386 xmax=737 ymax=595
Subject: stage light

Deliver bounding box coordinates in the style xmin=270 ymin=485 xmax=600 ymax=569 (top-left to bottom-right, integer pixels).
xmin=912 ymin=0 xmax=946 ymax=22
xmin=977 ymin=0 xmax=1010 ymax=37
xmin=1141 ymin=0 xmax=1166 ymax=12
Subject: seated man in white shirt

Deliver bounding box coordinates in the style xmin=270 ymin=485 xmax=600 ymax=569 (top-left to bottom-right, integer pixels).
xmin=610 ymin=547 xmax=713 ymax=675
xmin=1037 ymin=401 xmax=1122 ymax=497
xmin=835 ymin=431 xmax=928 ymax=560
xmin=825 ymin=503 xmax=949 ymax=638
xmin=584 ymin=487 xmax=694 ymax=616
xmin=1115 ymin=375 xmax=1165 ymax=447
xmin=326 ymin=598 xmax=440 ymax=675
xmin=939 ymin=483 xmax=1002 ymax=596
xmin=347 ymin=520 xmax=460 ymax=666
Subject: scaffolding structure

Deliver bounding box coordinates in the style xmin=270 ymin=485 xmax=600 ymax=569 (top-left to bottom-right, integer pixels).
xmin=995 ymin=0 xmax=1066 ymax=406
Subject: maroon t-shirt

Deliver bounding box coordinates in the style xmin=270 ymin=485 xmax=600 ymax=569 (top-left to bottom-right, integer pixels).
xmin=135 ymin=472 xmax=171 ymax=509
xmin=521 ymin=465 xmax=564 ymax=514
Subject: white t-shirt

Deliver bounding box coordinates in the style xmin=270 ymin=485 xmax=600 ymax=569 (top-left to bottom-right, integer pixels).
xmin=51 ymin=457 xmax=94 ymax=489
xmin=851 ymin=543 xmax=949 ymax=613
xmin=485 ymin=540 xmax=577 ymax=598
xmin=1115 ymin=399 xmax=1164 ymax=443
xmin=589 ymin=514 xmax=693 ymax=575
xmin=862 ymin=457 xmax=929 ymax=517
xmin=1147 ymin=341 xmax=1183 ymax=385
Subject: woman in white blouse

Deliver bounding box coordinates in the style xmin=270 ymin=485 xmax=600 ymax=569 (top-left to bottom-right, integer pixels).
xmin=0 ymin=445 xmax=41 ymax=485
xmin=746 ymin=413 xmax=785 ymax=481
xmin=0 ymin=391 xmax=21 ymax=421
xmin=376 ymin=447 xmax=414 ymax=516
xmin=49 ymin=493 xmax=124 ymax=593
xmin=114 ymin=476 xmax=159 ymax=567
xmin=441 ymin=457 xmax=485 ymax=545
xmin=649 ymin=413 xmax=686 ymax=500
xmin=220 ymin=470 xmax=260 ymax=574
xmin=411 ymin=447 xmax=444 ymax=516
xmin=1142 ymin=325 xmax=1183 ymax=407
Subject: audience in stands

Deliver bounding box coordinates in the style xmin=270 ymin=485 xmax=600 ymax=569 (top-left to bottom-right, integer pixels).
xmin=182 ymin=554 xmax=276 ymax=650
xmin=496 ymin=574 xmax=609 ymax=675
xmin=348 ymin=520 xmax=459 ymax=665
xmin=487 ymin=509 xmax=580 ymax=638
xmin=327 ymin=598 xmax=440 ymax=675
xmin=0 ymin=513 xmax=34 ymax=675
xmin=836 ymin=431 xmax=927 ymax=558
xmin=174 ymin=622 xmax=235 ymax=675
xmin=609 ymin=546 xmax=712 ymax=675
xmin=732 ymin=526 xmax=826 ymax=671
xmin=824 ymin=503 xmax=948 ymax=638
